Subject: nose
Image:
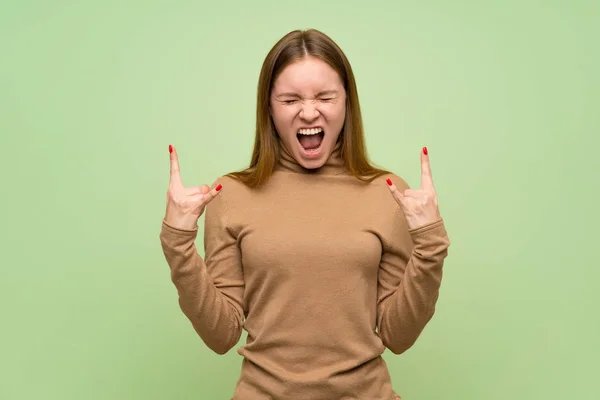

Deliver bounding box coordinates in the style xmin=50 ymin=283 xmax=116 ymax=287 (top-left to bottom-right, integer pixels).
xmin=299 ymin=101 xmax=319 ymax=121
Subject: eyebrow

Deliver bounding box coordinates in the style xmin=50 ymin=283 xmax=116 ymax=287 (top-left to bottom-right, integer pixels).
xmin=275 ymin=90 xmax=339 ymax=98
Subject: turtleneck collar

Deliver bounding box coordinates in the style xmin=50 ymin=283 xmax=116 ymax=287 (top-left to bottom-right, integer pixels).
xmin=275 ymin=138 xmax=347 ymax=176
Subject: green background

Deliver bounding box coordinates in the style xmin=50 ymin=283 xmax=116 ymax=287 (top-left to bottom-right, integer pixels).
xmin=1 ymin=0 xmax=598 ymax=399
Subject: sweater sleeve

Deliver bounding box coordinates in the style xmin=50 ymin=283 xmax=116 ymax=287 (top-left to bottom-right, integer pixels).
xmin=376 ymin=205 xmax=450 ymax=355
xmin=158 ymin=187 xmax=244 ymax=355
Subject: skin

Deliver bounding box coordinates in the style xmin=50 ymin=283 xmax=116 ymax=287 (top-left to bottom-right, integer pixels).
xmin=266 ymin=56 xmax=441 ymax=230
xmin=163 ymin=145 xmax=441 ymax=233
xmin=386 ymin=147 xmax=442 ymax=230
xmin=163 ymin=60 xmax=442 ymax=232
xmin=269 ymin=56 xmax=347 ymax=170
xmin=164 ymin=144 xmax=222 ymax=230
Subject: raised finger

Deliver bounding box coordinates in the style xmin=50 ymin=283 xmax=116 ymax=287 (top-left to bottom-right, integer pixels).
xmin=169 ymin=144 xmax=183 ymax=186
xmin=200 ymin=183 xmax=223 ymax=206
xmin=420 ymin=146 xmax=434 ymax=190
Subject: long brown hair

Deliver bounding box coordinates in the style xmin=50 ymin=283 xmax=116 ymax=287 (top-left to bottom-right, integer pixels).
xmin=226 ymin=29 xmax=390 ymax=188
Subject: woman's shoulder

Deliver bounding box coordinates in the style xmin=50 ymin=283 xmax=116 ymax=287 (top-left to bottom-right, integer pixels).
xmin=212 ymin=173 xmax=241 ymax=187
xmin=203 ymin=174 xmax=252 ymax=221
xmin=358 ymin=170 xmax=410 ymax=191
xmin=356 ymin=171 xmax=411 ymax=211
xmin=380 ymin=172 xmax=410 ymax=191
xmin=211 ymin=174 xmax=253 ymax=197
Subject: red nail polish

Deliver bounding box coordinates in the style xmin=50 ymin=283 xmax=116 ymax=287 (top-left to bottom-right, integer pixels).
xmin=169 ymin=145 xmax=173 ymax=153
xmin=386 ymin=178 xmax=392 ymax=186
xmin=422 ymin=146 xmax=428 ymax=155
xmin=215 ymin=184 xmax=222 ymax=191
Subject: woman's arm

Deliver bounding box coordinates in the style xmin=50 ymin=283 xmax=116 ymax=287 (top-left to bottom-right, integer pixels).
xmin=159 ymin=185 xmax=244 ymax=355
xmin=377 ymin=208 xmax=450 ymax=355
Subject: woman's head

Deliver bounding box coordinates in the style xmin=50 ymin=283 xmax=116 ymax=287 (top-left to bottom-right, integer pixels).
xmin=269 ymin=55 xmax=346 ymax=170
xmin=228 ymin=29 xmax=389 ymax=187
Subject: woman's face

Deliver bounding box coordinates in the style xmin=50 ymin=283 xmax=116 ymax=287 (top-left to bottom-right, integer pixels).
xmin=270 ymin=56 xmax=346 ymax=170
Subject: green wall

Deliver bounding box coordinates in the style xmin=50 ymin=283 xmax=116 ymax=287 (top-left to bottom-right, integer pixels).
xmin=1 ymin=1 xmax=598 ymax=399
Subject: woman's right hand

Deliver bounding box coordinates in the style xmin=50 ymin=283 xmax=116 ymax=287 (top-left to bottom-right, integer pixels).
xmin=164 ymin=144 xmax=223 ymax=230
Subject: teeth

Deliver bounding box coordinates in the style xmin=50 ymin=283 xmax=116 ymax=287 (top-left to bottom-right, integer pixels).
xmin=297 ymin=128 xmax=323 ymax=135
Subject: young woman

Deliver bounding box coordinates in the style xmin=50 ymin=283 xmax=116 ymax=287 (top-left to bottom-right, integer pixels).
xmin=160 ymin=28 xmax=450 ymax=400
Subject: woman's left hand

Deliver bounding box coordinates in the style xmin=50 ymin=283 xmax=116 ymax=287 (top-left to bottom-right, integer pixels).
xmin=386 ymin=147 xmax=441 ymax=230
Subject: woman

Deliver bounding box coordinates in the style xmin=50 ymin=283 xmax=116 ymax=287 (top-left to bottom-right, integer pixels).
xmin=160 ymin=29 xmax=450 ymax=400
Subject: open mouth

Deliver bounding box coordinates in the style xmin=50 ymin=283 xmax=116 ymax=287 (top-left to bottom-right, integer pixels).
xmin=296 ymin=127 xmax=325 ymax=154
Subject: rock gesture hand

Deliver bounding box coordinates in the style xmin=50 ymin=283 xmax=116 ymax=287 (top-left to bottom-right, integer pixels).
xmin=164 ymin=145 xmax=222 ymax=230
xmin=386 ymin=147 xmax=441 ymax=230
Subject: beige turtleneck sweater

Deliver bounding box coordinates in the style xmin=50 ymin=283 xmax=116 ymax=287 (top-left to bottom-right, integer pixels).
xmin=159 ymin=142 xmax=450 ymax=399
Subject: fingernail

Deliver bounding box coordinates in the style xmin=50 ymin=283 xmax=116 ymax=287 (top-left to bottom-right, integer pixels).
xmin=169 ymin=145 xmax=173 ymax=153
xmin=215 ymin=184 xmax=223 ymax=191
xmin=386 ymin=178 xmax=392 ymax=186
xmin=422 ymin=146 xmax=428 ymax=155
